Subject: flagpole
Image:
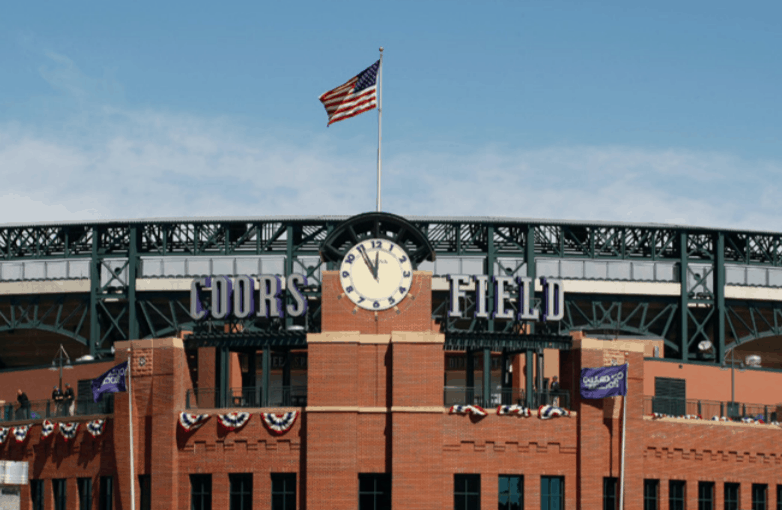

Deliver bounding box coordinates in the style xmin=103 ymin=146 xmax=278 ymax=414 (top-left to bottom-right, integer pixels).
xmin=618 ymin=362 xmax=628 ymax=510
xmin=128 ymin=346 xmax=136 ymax=510
xmin=376 ymin=47 xmax=383 ymax=213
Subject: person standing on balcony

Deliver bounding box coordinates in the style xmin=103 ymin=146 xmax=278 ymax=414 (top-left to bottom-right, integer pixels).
xmin=550 ymin=376 xmax=560 ymax=406
xmin=52 ymin=386 xmax=64 ymax=416
xmin=64 ymin=383 xmax=75 ymax=416
xmin=17 ymin=389 xmax=30 ymax=419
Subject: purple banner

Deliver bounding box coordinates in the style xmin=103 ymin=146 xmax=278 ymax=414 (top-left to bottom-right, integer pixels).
xmin=91 ymin=361 xmax=128 ymax=402
xmin=580 ymin=364 xmax=628 ymax=399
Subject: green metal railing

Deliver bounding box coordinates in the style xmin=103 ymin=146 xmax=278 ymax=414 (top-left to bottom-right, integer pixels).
xmin=2 ymin=396 xmax=113 ymax=422
xmin=443 ymin=386 xmax=570 ymax=409
xmin=185 ymin=386 xmax=307 ymax=409
xmin=644 ymin=395 xmax=777 ymax=421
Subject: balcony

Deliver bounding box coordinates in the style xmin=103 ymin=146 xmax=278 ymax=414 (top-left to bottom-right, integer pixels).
xmin=2 ymin=396 xmax=114 ymax=422
xmin=444 ymin=386 xmax=570 ymax=409
xmin=644 ymin=395 xmax=778 ymax=422
xmin=186 ymin=386 xmax=307 ymax=409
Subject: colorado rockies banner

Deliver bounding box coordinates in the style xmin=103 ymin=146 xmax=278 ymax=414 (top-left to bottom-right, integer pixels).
xmin=580 ymin=364 xmax=628 ymax=399
xmin=91 ymin=361 xmax=128 ymax=402
xmin=12 ymin=425 xmax=30 ymax=443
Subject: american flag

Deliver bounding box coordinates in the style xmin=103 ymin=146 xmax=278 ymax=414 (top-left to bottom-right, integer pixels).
xmin=319 ymin=60 xmax=380 ymax=126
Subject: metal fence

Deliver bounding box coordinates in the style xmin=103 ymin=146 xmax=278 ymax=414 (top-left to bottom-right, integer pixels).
xmin=443 ymin=386 xmax=570 ymax=409
xmin=644 ymin=396 xmax=778 ymax=422
xmin=2 ymin=396 xmax=114 ymax=422
xmin=186 ymin=386 xmax=308 ymax=409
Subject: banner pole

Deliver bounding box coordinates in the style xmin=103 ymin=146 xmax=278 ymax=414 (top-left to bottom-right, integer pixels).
xmin=376 ymin=47 xmax=383 ymax=212
xmin=128 ymin=346 xmax=136 ymax=510
xmin=618 ymin=362 xmax=628 ymax=510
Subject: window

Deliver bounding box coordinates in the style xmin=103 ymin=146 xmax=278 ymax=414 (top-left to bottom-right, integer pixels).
xmin=753 ymin=484 xmax=767 ymax=510
xmin=724 ymin=483 xmax=740 ymax=510
xmin=498 ymin=475 xmax=523 ymax=510
xmin=271 ymin=473 xmax=296 ymax=510
xmin=139 ymin=475 xmax=151 ymax=510
xmin=777 ymin=485 xmax=782 ymax=510
xmin=359 ymin=473 xmax=391 ymax=510
xmin=653 ymin=377 xmax=686 ymax=416
xmin=53 ymin=479 xmax=67 ymax=510
xmin=190 ymin=475 xmax=212 ymax=510
xmin=698 ymin=482 xmax=714 ymax=510
xmin=604 ymin=477 xmax=618 ymax=510
xmin=99 ymin=476 xmax=113 ymax=510
xmin=31 ymin=480 xmax=44 ymax=510
xmin=454 ymin=474 xmax=480 ymax=510
xmin=541 ymin=476 xmax=564 ymax=510
xmin=230 ymin=474 xmax=253 ymax=510
xmin=669 ymin=481 xmax=686 ymax=510
xmin=78 ymin=478 xmax=93 ymax=510
xmin=643 ymin=480 xmax=659 ymax=510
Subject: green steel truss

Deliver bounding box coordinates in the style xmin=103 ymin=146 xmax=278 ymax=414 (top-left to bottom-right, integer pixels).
xmin=0 ymin=217 xmax=781 ymax=362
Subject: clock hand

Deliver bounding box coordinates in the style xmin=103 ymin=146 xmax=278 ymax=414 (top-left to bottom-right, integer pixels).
xmin=357 ymin=245 xmax=374 ymax=276
xmin=373 ymin=251 xmax=379 ymax=281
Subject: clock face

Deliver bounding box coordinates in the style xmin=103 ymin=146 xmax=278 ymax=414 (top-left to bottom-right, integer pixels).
xmin=339 ymin=238 xmax=414 ymax=310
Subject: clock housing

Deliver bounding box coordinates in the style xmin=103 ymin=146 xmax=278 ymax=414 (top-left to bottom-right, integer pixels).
xmin=339 ymin=238 xmax=414 ymax=310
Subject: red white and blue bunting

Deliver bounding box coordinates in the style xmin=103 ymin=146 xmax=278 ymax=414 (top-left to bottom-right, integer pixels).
xmin=538 ymin=405 xmax=570 ymax=419
xmin=87 ymin=419 xmax=106 ymax=438
xmin=60 ymin=422 xmax=79 ymax=441
xmin=261 ymin=411 xmax=299 ymax=435
xmin=741 ymin=417 xmax=764 ymax=424
xmin=41 ymin=420 xmax=55 ymax=438
xmin=12 ymin=425 xmax=30 ymax=443
xmin=497 ymin=405 xmax=531 ymax=417
xmin=0 ymin=427 xmax=8 ymax=444
xmin=711 ymin=416 xmax=728 ymax=421
xmin=179 ymin=412 xmax=210 ymax=432
xmin=652 ymin=413 xmax=700 ymax=420
xmin=217 ymin=412 xmax=251 ymax=431
xmin=448 ymin=405 xmax=488 ymax=417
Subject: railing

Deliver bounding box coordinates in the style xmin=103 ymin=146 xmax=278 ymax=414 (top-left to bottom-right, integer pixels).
xmin=644 ymin=396 xmax=778 ymax=422
xmin=443 ymin=386 xmax=570 ymax=410
xmin=186 ymin=386 xmax=308 ymax=409
xmin=2 ymin=396 xmax=114 ymax=422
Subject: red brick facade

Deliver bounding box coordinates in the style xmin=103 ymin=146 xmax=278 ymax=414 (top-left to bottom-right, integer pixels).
xmin=2 ymin=271 xmax=782 ymax=509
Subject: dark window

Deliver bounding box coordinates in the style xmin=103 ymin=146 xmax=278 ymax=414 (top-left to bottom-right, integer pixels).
xmin=604 ymin=477 xmax=618 ymax=510
xmin=454 ymin=474 xmax=480 ymax=510
xmin=190 ymin=474 xmax=212 ymax=510
xmin=498 ymin=475 xmax=523 ymax=510
xmin=99 ymin=476 xmax=113 ymax=510
xmin=698 ymin=482 xmax=714 ymax=510
xmin=724 ymin=483 xmax=740 ymax=510
xmin=643 ymin=480 xmax=659 ymax=510
xmin=541 ymin=476 xmax=564 ymax=510
xmin=777 ymin=485 xmax=782 ymax=510
xmin=31 ymin=480 xmax=45 ymax=510
xmin=359 ymin=473 xmax=391 ymax=510
xmin=753 ymin=484 xmax=767 ymax=510
xmin=654 ymin=377 xmax=686 ymax=416
xmin=53 ymin=479 xmax=67 ymax=510
xmin=230 ymin=474 xmax=253 ymax=510
xmin=669 ymin=480 xmax=686 ymax=510
xmin=78 ymin=478 xmax=93 ymax=510
xmin=271 ymin=473 xmax=296 ymax=510
xmin=139 ymin=475 xmax=151 ymax=510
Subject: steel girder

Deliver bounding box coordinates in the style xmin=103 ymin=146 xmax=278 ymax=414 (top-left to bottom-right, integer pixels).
xmin=0 ymin=218 xmax=780 ymax=362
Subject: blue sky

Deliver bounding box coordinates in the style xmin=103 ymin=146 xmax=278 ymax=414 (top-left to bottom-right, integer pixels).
xmin=1 ymin=1 xmax=781 ymax=230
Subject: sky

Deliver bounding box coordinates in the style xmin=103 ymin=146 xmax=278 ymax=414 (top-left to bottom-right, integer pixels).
xmin=1 ymin=1 xmax=781 ymax=231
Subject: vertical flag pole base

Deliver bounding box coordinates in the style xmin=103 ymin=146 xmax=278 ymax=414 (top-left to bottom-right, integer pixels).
xmin=376 ymin=47 xmax=383 ymax=213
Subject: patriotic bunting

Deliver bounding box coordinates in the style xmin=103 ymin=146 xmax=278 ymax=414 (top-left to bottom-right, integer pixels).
xmin=13 ymin=425 xmax=30 ymax=443
xmin=497 ymin=405 xmax=531 ymax=417
xmin=261 ymin=411 xmax=299 ymax=435
xmin=60 ymin=422 xmax=79 ymax=441
xmin=448 ymin=405 xmax=488 ymax=417
xmin=87 ymin=419 xmax=106 ymax=438
xmin=179 ymin=412 xmax=210 ymax=432
xmin=741 ymin=417 xmax=764 ymax=424
xmin=711 ymin=416 xmax=728 ymax=421
xmin=217 ymin=412 xmax=251 ymax=431
xmin=41 ymin=420 xmax=55 ymax=438
xmin=538 ymin=405 xmax=570 ymax=419
xmin=0 ymin=427 xmax=8 ymax=444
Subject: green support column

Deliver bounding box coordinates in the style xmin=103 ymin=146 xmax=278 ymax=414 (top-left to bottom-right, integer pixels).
xmin=525 ymin=350 xmax=534 ymax=408
xmin=487 ymin=225 xmax=495 ymax=332
xmin=282 ymin=349 xmax=292 ymax=405
xmin=217 ymin=347 xmax=230 ymax=408
xmin=500 ymin=349 xmax=510 ymax=405
xmin=482 ymin=347 xmax=491 ymax=407
xmin=679 ymin=231 xmax=689 ymax=361
xmin=713 ymin=233 xmax=726 ymax=363
xmin=262 ymin=346 xmax=271 ymax=407
xmin=285 ymin=225 xmax=295 ymax=330
xmin=128 ymin=225 xmax=139 ymax=340
xmin=466 ymin=350 xmax=475 ymax=404
xmin=89 ymin=226 xmax=100 ymax=357
xmin=248 ymin=351 xmax=258 ymax=406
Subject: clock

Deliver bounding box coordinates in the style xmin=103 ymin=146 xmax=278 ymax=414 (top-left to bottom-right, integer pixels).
xmin=339 ymin=238 xmax=414 ymax=310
